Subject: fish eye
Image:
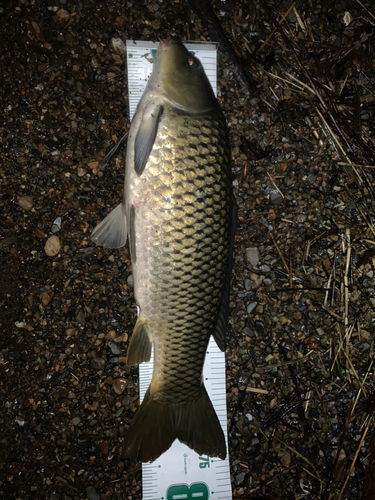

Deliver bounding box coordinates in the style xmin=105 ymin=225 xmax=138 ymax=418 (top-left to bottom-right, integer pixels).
xmin=187 ymin=57 xmax=201 ymax=69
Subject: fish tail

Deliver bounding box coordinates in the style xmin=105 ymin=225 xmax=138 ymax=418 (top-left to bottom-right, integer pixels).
xmin=123 ymin=386 xmax=226 ymax=462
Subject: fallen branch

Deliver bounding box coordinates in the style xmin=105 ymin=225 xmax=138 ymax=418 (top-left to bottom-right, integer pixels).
xmin=188 ymin=0 xmax=257 ymax=95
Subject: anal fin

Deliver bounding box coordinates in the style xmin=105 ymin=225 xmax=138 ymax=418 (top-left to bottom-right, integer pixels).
xmin=127 ymin=317 xmax=152 ymax=366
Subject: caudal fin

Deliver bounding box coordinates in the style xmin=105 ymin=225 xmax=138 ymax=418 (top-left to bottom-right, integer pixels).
xmin=123 ymin=385 xmax=226 ymax=462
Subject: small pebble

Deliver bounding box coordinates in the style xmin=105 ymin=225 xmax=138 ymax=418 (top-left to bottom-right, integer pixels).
xmin=15 ymin=416 xmax=25 ymax=426
xmin=235 ymin=472 xmax=246 ymax=485
xmin=247 ymin=302 xmax=257 ymax=314
xmin=244 ymin=278 xmax=252 ymax=291
xmin=34 ymin=228 xmax=45 ymax=239
xmin=127 ymin=274 xmax=134 ymax=287
xmin=259 ymin=264 xmax=271 ymax=273
xmin=51 ymin=217 xmax=62 ymax=233
xmin=111 ymin=38 xmax=126 ymax=56
xmin=86 ymin=486 xmax=101 ymax=500
xmin=246 ymin=247 xmax=260 ymax=267
xmin=18 ymin=196 xmax=33 ymax=210
xmin=270 ymin=192 xmax=283 ymax=204
xmin=76 ymin=309 xmax=86 ymax=325
xmin=40 ymin=291 xmax=51 ymax=306
xmin=112 ymin=378 xmax=128 ymax=395
xmin=48 ymin=494 xmax=60 ymax=500
xmin=242 ymin=327 xmax=254 ymax=337
xmin=109 ymin=340 xmax=121 ymax=355
xmin=45 ymin=235 xmax=61 ymax=256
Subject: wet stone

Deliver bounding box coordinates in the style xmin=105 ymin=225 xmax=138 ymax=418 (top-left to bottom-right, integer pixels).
xmin=242 ymin=326 xmax=254 ymax=337
xmin=259 ymin=264 xmax=271 ymax=273
xmin=45 ymin=235 xmax=61 ymax=256
xmin=112 ymin=378 xmax=128 ymax=395
xmin=112 ymin=311 xmax=124 ymax=323
xmin=254 ymin=321 xmax=265 ymax=336
xmin=244 ymin=278 xmax=252 ymax=291
xmin=76 ymin=309 xmax=86 ymax=325
xmin=18 ymin=196 xmax=33 ymax=210
xmin=52 ymin=387 xmax=68 ymax=399
xmin=109 ymin=340 xmax=121 ymax=355
xmin=247 ymin=302 xmax=257 ymax=314
xmin=15 ymin=415 xmax=25 ymax=426
xmin=246 ymin=247 xmax=260 ymax=267
xmin=86 ymin=486 xmax=101 ymax=500
xmin=235 ymin=472 xmax=246 ymax=485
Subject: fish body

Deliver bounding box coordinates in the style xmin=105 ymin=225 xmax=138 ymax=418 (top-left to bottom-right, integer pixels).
xmin=92 ymin=38 xmax=236 ymax=462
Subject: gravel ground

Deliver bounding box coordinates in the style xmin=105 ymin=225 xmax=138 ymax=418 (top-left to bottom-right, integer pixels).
xmin=1 ymin=1 xmax=375 ymax=499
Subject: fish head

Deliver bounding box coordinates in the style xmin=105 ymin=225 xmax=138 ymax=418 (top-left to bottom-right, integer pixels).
xmin=150 ymin=38 xmax=217 ymax=112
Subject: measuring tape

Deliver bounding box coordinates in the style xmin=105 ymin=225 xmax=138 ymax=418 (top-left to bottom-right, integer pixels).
xmin=126 ymin=40 xmax=232 ymax=500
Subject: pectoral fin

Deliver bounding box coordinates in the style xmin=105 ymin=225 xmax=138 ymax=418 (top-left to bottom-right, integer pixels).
xmin=134 ymin=104 xmax=163 ymax=176
xmin=91 ymin=202 xmax=127 ymax=248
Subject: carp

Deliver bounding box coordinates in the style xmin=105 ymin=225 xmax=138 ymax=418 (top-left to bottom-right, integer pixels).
xmin=92 ymin=38 xmax=236 ymax=462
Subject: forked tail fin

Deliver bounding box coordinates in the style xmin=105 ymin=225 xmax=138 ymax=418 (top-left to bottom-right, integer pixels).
xmin=123 ymin=385 xmax=226 ymax=462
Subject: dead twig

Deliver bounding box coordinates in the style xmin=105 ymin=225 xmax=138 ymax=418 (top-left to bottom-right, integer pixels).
xmin=267 ymin=172 xmax=285 ymax=199
xmin=337 ymin=418 xmax=372 ymax=500
xmin=270 ymin=232 xmax=292 ymax=287
xmin=188 ymin=0 xmax=257 ymax=95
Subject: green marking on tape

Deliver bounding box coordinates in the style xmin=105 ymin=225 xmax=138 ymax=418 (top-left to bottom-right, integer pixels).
xmin=167 ymin=482 xmax=209 ymax=500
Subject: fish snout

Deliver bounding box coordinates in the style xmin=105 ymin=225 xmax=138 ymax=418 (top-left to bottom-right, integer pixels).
xmin=158 ymin=37 xmax=180 ymax=51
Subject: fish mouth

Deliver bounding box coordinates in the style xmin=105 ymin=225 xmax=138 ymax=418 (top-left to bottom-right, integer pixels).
xmin=158 ymin=37 xmax=181 ymax=50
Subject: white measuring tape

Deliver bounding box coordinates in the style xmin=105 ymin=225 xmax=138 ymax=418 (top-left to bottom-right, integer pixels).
xmin=126 ymin=40 xmax=232 ymax=500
